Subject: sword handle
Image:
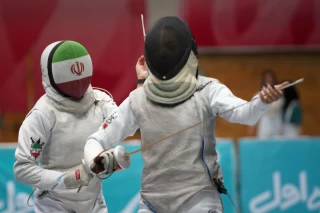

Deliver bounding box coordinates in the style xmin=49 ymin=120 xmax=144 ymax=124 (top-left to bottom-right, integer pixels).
xmin=97 ymin=145 xmax=131 ymax=176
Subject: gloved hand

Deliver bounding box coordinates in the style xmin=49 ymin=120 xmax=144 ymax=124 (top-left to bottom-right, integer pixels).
xmin=63 ymin=164 xmax=93 ymax=189
xmin=90 ymin=149 xmax=118 ymax=175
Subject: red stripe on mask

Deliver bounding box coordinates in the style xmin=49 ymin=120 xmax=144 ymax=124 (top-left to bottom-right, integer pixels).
xmin=56 ymin=76 xmax=92 ymax=98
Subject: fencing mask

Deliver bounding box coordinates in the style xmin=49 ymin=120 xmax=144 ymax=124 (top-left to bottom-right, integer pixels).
xmin=143 ymin=16 xmax=199 ymax=105
xmin=41 ymin=41 xmax=93 ymax=99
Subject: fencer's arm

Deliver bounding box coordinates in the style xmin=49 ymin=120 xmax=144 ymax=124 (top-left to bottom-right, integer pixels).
xmin=94 ymin=89 xmax=118 ymax=117
xmin=209 ymin=82 xmax=270 ymax=126
xmin=84 ymin=97 xmax=139 ymax=168
xmin=14 ymin=110 xmax=66 ymax=191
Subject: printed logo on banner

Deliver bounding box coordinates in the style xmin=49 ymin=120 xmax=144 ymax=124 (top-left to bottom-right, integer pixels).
xmin=0 ymin=181 xmax=34 ymax=213
xmin=250 ymin=171 xmax=320 ymax=213
xmin=239 ymin=139 xmax=320 ymax=213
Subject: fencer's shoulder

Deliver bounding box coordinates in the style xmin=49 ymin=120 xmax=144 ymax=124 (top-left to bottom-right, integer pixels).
xmin=196 ymin=76 xmax=221 ymax=91
xmin=129 ymin=87 xmax=144 ymax=97
xmin=93 ymin=89 xmax=113 ymax=102
xmin=24 ymin=109 xmax=51 ymax=125
xmin=129 ymin=87 xmax=146 ymax=109
xmin=25 ymin=95 xmax=55 ymax=127
xmin=198 ymin=75 xmax=220 ymax=84
xmin=30 ymin=95 xmax=55 ymax=115
xmin=34 ymin=94 xmax=49 ymax=106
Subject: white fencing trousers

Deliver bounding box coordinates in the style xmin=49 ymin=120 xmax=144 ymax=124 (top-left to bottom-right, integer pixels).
xmin=138 ymin=187 xmax=223 ymax=213
xmin=34 ymin=191 xmax=108 ymax=213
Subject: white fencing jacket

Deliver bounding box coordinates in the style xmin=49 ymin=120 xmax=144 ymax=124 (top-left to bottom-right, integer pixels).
xmin=84 ymin=76 xmax=271 ymax=212
xmin=14 ymin=89 xmax=117 ymax=212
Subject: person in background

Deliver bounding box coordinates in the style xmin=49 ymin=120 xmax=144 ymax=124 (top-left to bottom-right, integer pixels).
xmin=248 ymin=69 xmax=284 ymax=138
xmin=282 ymin=83 xmax=303 ymax=137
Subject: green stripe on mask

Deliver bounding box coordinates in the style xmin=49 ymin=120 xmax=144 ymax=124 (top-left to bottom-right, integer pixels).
xmin=52 ymin=41 xmax=89 ymax=63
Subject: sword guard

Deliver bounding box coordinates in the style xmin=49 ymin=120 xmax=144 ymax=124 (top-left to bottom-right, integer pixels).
xmin=95 ymin=146 xmax=130 ymax=176
xmin=114 ymin=145 xmax=130 ymax=169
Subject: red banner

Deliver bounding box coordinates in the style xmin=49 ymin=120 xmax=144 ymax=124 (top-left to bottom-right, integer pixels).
xmin=180 ymin=0 xmax=320 ymax=49
xmin=0 ymin=0 xmax=145 ymax=112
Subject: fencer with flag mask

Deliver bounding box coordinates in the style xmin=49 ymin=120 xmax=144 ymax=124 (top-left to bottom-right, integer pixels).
xmin=84 ymin=16 xmax=288 ymax=213
xmin=13 ymin=40 xmax=146 ymax=213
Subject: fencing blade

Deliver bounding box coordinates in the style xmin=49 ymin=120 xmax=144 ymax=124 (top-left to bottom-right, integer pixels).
xmin=127 ymin=78 xmax=304 ymax=156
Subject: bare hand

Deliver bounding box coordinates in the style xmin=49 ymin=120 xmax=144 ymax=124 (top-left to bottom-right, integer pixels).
xmin=136 ymin=55 xmax=149 ymax=79
xmin=260 ymin=81 xmax=289 ymax=104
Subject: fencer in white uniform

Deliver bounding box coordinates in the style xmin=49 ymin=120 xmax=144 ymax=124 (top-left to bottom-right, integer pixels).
xmin=13 ymin=41 xmax=144 ymax=213
xmin=83 ymin=17 xmax=288 ymax=213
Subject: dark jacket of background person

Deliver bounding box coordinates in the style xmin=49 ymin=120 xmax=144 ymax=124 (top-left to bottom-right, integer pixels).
xmin=282 ymin=83 xmax=303 ymax=137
